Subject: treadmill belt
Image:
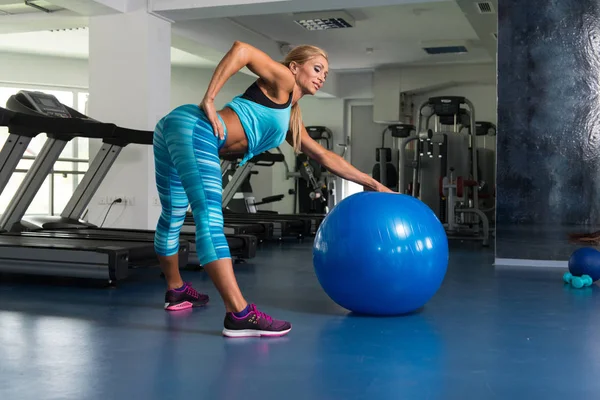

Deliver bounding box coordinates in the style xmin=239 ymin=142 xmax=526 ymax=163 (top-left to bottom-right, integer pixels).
xmin=0 ymin=233 xmax=152 ymax=250
xmin=11 ymin=228 xmax=256 ymax=261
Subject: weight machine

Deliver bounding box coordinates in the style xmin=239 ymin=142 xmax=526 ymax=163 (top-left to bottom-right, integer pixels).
xmin=284 ymin=126 xmax=347 ymax=214
xmin=396 ymin=96 xmax=495 ymax=246
xmin=372 ymin=124 xmax=416 ymax=192
xmin=219 ymin=125 xmax=347 ymax=218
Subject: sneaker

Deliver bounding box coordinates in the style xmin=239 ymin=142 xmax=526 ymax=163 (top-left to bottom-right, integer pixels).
xmin=222 ymin=304 xmax=291 ymax=338
xmin=164 ymin=282 xmax=209 ymax=311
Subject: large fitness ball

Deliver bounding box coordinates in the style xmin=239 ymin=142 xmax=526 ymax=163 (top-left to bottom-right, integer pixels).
xmin=568 ymin=247 xmax=600 ymax=281
xmin=313 ymin=192 xmax=449 ymax=315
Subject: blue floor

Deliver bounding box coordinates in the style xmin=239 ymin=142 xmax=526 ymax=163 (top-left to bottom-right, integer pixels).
xmin=1 ymin=240 xmax=599 ymax=399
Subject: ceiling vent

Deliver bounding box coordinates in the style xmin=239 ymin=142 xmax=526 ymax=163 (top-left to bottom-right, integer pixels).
xmin=0 ymin=0 xmax=61 ymax=15
xmin=476 ymin=2 xmax=495 ymax=14
xmin=293 ymin=10 xmax=355 ymax=31
xmin=24 ymin=0 xmax=54 ymax=13
xmin=421 ymin=40 xmax=470 ymax=55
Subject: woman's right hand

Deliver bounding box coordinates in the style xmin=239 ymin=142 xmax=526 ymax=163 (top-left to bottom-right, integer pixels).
xmin=199 ymin=97 xmax=225 ymax=140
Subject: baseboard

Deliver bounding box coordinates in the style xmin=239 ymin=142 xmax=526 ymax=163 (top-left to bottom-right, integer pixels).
xmin=494 ymin=258 xmax=568 ymax=268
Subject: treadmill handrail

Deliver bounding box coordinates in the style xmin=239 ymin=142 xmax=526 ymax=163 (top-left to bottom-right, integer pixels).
xmin=102 ymin=127 xmax=153 ymax=146
xmin=9 ymin=112 xmax=118 ymax=138
xmin=2 ymin=105 xmax=153 ymax=143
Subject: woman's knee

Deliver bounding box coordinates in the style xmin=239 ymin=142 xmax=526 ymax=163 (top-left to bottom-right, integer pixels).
xmin=196 ymin=232 xmax=231 ymax=266
xmin=154 ymin=226 xmax=181 ymax=257
xmin=154 ymin=208 xmax=188 ymax=254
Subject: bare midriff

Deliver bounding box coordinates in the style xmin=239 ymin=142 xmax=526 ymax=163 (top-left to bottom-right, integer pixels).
xmin=217 ymin=107 xmax=248 ymax=156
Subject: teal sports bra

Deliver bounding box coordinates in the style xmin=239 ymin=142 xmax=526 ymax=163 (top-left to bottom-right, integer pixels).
xmin=224 ymin=82 xmax=292 ymax=165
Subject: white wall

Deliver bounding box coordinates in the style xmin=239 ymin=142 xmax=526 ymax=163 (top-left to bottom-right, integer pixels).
xmin=372 ymin=63 xmax=496 ymax=124
xmin=336 ymin=71 xmax=373 ymax=100
xmin=0 ymin=52 xmax=88 ymax=88
xmin=170 ymin=65 xmax=254 ymax=109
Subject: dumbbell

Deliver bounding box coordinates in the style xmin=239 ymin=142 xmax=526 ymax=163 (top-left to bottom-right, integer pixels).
xmin=571 ymin=275 xmax=593 ymax=288
xmin=563 ymin=272 xmax=593 ymax=288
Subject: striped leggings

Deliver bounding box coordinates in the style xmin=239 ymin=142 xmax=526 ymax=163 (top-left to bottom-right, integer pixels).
xmin=153 ymin=104 xmax=231 ymax=265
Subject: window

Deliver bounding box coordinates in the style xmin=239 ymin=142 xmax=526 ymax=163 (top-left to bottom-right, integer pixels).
xmin=0 ymin=84 xmax=90 ymax=218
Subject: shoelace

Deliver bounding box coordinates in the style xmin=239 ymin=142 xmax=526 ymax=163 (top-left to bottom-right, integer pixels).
xmin=250 ymin=304 xmax=273 ymax=324
xmin=185 ymin=283 xmax=200 ymax=299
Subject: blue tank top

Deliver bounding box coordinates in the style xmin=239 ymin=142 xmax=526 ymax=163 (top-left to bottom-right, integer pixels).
xmin=224 ymin=82 xmax=292 ymax=165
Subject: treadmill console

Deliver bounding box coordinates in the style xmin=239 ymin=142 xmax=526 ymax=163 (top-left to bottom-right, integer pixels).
xmin=16 ymin=91 xmax=71 ymax=119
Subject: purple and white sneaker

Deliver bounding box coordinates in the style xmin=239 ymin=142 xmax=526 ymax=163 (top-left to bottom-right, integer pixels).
xmin=164 ymin=282 xmax=209 ymax=311
xmin=222 ymin=304 xmax=291 ymax=338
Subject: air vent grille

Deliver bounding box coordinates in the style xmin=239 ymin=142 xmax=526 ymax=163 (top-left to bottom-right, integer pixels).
xmin=293 ymin=11 xmax=355 ymax=31
xmin=295 ymin=18 xmax=353 ymax=31
xmin=423 ymin=46 xmax=468 ymax=55
xmin=476 ymin=2 xmax=495 ymax=14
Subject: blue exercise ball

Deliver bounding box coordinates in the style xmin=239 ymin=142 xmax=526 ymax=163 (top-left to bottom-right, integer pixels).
xmin=569 ymin=247 xmax=600 ymax=281
xmin=313 ymin=192 xmax=449 ymax=315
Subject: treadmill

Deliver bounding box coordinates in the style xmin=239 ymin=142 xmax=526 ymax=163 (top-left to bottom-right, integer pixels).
xmin=219 ymin=152 xmax=321 ymax=236
xmin=2 ymin=91 xmax=257 ymax=265
xmin=0 ymin=105 xmax=48 ymax=198
xmin=0 ymin=102 xmax=166 ymax=282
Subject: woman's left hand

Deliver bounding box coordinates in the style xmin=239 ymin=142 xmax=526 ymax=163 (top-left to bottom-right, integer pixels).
xmin=364 ymin=182 xmax=396 ymax=193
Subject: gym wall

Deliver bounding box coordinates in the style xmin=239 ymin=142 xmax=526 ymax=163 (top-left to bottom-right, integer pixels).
xmin=497 ymin=0 xmax=600 ymax=261
xmin=0 ymin=52 xmax=88 ymax=88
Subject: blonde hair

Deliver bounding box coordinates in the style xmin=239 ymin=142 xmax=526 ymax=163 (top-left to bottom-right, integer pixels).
xmin=281 ymin=45 xmax=328 ymax=153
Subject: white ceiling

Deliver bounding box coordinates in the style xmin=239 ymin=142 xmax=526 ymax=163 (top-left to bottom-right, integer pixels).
xmin=0 ymin=0 xmax=497 ymax=84
xmin=224 ymin=3 xmax=491 ymax=71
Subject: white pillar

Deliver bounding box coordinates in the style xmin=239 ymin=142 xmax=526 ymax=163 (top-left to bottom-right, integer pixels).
xmin=87 ymin=9 xmax=171 ymax=230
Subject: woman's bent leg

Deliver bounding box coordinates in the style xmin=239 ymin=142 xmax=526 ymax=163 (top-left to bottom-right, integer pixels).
xmin=154 ymin=115 xmax=209 ymax=310
xmin=164 ymin=110 xmax=246 ymax=312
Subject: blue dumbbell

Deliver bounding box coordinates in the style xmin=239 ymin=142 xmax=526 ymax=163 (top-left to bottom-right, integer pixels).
xmin=563 ymin=272 xmax=573 ymax=284
xmin=571 ymin=274 xmax=593 ymax=289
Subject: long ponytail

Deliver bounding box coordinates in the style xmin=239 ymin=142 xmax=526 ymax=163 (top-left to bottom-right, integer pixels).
xmin=289 ymin=102 xmax=303 ymax=153
xmin=281 ymin=44 xmax=328 ymax=154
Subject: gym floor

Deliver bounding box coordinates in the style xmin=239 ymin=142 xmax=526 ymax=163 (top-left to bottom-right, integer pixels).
xmin=1 ymin=240 xmax=599 ymax=400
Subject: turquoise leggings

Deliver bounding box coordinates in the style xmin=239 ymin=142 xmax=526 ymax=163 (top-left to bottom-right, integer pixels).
xmin=153 ymin=104 xmax=231 ymax=265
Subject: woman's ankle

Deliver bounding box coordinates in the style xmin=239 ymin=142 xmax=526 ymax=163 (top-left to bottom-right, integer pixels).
xmin=167 ymin=280 xmax=185 ymax=290
xmin=225 ymin=300 xmax=248 ymax=314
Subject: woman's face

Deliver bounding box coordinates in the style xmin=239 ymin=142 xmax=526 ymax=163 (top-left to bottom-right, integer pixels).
xmin=292 ymin=56 xmax=329 ymax=95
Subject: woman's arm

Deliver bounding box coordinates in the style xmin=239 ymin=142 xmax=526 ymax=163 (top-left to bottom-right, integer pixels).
xmin=201 ymin=41 xmax=295 ymax=139
xmin=287 ymin=126 xmax=395 ymax=193
xmin=204 ymin=41 xmax=294 ymax=102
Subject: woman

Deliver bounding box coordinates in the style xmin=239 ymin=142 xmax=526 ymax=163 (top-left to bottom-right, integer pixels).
xmin=153 ymin=41 xmax=393 ymax=338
